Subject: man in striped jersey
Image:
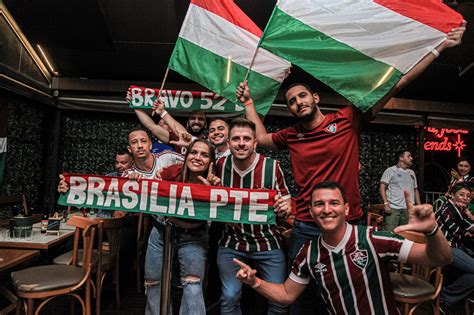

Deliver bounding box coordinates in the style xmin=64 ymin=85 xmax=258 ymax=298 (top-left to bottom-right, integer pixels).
xmin=216 ymin=118 xmax=292 ymax=315
xmin=234 ymin=181 xmax=452 ymax=315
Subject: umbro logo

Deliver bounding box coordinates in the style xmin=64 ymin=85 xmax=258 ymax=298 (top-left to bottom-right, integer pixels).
xmin=325 ymin=123 xmax=337 ymax=133
xmin=314 ymin=263 xmax=327 ymax=273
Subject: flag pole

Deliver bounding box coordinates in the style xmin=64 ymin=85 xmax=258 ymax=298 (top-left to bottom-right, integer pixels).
xmin=152 ymin=67 xmax=170 ymax=116
xmin=243 ymin=47 xmax=259 ymax=82
xmin=242 ymin=2 xmax=278 ymax=86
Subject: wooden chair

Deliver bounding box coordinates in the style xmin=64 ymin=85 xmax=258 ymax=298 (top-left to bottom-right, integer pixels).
xmin=367 ymin=203 xmax=385 ymax=230
xmin=53 ymin=215 xmax=125 ymax=315
xmin=135 ymin=213 xmax=151 ymax=293
xmin=0 ymin=195 xmax=28 ymax=216
xmin=11 ymin=216 xmax=102 ymax=315
xmin=390 ymin=231 xmax=443 ymax=315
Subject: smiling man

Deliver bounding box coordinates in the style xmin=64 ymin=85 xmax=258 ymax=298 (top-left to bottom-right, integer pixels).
xmin=186 ymin=110 xmax=207 ymax=138
xmin=215 ymin=118 xmax=292 ymax=315
xmin=233 ymin=181 xmax=452 ymax=315
xmin=208 ymin=118 xmax=231 ymax=159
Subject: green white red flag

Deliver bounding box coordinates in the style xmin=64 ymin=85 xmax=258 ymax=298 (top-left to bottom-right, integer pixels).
xmin=58 ymin=173 xmax=277 ymax=225
xmin=168 ymin=0 xmax=291 ymax=116
xmin=260 ymin=0 xmax=463 ymax=112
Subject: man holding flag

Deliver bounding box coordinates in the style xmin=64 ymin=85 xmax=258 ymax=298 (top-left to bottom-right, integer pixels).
xmin=237 ymin=14 xmax=465 ymax=314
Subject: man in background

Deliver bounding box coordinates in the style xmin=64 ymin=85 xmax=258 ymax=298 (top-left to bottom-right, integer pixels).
xmin=380 ymin=149 xmax=421 ymax=232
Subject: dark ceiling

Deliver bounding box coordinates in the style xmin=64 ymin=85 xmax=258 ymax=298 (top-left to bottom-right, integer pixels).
xmin=4 ymin=0 xmax=474 ymax=104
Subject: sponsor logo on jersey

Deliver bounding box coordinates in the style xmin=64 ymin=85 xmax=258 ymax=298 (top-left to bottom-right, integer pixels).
xmin=350 ymin=249 xmax=368 ymax=269
xmin=314 ymin=263 xmax=327 ymax=274
xmin=325 ymin=123 xmax=337 ymax=133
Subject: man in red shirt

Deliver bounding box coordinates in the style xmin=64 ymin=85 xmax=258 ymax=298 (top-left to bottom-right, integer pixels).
xmin=237 ymin=22 xmax=465 ymax=313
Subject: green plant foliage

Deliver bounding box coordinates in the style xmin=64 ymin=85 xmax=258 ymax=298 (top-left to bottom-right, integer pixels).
xmin=0 ymin=94 xmax=45 ymax=218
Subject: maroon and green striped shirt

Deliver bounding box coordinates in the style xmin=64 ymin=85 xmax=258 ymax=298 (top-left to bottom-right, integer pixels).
xmin=216 ymin=154 xmax=290 ymax=252
xmin=290 ymin=224 xmax=413 ymax=315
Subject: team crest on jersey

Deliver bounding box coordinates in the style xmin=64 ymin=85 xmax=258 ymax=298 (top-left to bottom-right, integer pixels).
xmin=297 ymin=133 xmax=305 ymax=138
xmin=313 ymin=263 xmax=327 ymax=274
xmin=350 ymin=250 xmax=368 ymax=269
xmin=325 ymin=123 xmax=337 ymax=133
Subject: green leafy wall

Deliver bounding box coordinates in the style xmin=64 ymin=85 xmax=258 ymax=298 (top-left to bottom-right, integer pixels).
xmin=1 ymin=93 xmax=48 ymax=218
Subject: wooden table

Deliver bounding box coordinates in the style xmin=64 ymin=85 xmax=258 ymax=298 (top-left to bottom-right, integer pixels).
xmin=0 ymin=249 xmax=39 ymax=315
xmin=0 ymin=228 xmax=75 ymax=250
xmin=0 ymin=248 xmax=40 ymax=273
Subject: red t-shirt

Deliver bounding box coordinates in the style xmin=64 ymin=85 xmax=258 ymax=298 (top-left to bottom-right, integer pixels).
xmin=272 ymin=106 xmax=362 ymax=221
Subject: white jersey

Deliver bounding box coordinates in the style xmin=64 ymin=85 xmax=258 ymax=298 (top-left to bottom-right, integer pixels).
xmin=122 ymin=151 xmax=183 ymax=179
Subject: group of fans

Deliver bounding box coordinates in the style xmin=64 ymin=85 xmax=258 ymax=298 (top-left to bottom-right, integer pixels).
xmin=56 ymin=22 xmax=470 ymax=315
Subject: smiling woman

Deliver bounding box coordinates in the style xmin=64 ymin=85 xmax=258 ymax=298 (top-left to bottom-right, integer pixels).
xmin=143 ymin=138 xmax=219 ymax=315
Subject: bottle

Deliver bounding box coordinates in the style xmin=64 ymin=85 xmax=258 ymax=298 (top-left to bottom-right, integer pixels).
xmin=41 ymin=213 xmax=48 ymax=233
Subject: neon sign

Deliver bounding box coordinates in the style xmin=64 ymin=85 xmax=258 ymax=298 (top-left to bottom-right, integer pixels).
xmin=424 ymin=127 xmax=468 ymax=157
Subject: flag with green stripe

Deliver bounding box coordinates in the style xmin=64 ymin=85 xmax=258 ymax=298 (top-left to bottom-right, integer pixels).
xmin=168 ymin=0 xmax=290 ymax=116
xmin=260 ymin=0 xmax=463 ymax=112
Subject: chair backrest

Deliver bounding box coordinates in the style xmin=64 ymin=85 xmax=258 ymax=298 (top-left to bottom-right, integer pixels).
xmin=0 ymin=195 xmax=28 ymax=215
xmin=396 ymin=231 xmax=442 ymax=291
xmin=367 ymin=212 xmax=383 ymax=230
xmin=68 ymin=216 xmax=103 ymax=272
xmin=94 ymin=216 xmax=126 ymax=267
xmin=136 ymin=213 xmax=151 ymax=243
xmin=368 ymin=203 xmax=384 ymax=214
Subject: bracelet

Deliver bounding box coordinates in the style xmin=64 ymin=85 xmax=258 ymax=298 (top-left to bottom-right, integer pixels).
xmin=424 ymin=224 xmax=439 ymax=237
xmin=251 ymin=277 xmax=262 ymax=289
xmin=431 ymin=49 xmax=440 ymax=58
xmin=383 ymin=202 xmax=389 ymax=205
xmin=243 ymin=99 xmax=254 ymax=107
xmin=160 ymin=110 xmax=168 ymax=119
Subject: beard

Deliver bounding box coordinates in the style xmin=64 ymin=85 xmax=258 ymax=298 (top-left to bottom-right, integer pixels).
xmin=298 ymin=102 xmax=318 ymax=122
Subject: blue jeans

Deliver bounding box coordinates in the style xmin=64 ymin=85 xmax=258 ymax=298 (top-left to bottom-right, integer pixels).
xmin=288 ymin=220 xmax=324 ymax=315
xmin=144 ymin=225 xmax=207 ymax=315
xmin=217 ymin=246 xmax=288 ymax=315
xmin=441 ymin=247 xmax=474 ymax=307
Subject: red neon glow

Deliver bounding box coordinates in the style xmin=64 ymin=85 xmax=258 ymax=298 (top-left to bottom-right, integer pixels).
xmin=426 ymin=127 xmax=468 ymax=138
xmin=453 ymin=134 xmax=466 ymax=158
xmin=424 ymin=128 xmax=468 ymax=157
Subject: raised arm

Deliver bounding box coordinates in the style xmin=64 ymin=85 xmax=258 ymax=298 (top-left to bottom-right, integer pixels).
xmin=369 ymin=21 xmax=467 ymax=118
xmin=394 ymin=191 xmax=452 ymax=266
xmin=236 ymin=81 xmax=279 ymax=151
xmin=233 ymin=258 xmax=306 ymax=305
xmin=151 ymin=99 xmax=187 ymax=137
xmin=134 ymin=109 xmax=171 ymax=143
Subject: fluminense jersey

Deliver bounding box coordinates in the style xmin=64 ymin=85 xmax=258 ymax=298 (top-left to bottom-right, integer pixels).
xmin=290 ymin=224 xmax=413 ymax=315
xmin=216 ymin=153 xmax=291 ymax=252
xmin=122 ymin=151 xmax=183 ymax=179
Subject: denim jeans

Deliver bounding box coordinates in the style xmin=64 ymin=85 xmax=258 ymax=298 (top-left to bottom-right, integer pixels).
xmin=441 ymin=247 xmax=474 ymax=307
xmin=288 ymin=220 xmax=325 ymax=315
xmin=144 ymin=224 xmax=207 ymax=315
xmin=217 ymin=246 xmax=288 ymax=315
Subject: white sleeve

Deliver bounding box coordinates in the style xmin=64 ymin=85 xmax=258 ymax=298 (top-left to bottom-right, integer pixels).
xmin=411 ymin=170 xmax=418 ymax=189
xmin=380 ymin=167 xmax=392 ymax=185
xmin=397 ymin=239 xmax=414 ymax=263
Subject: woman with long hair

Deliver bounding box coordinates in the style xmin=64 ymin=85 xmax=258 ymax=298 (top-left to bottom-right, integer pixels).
xmin=144 ymin=139 xmax=219 ymax=315
xmin=447 ymin=156 xmax=473 ymax=193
